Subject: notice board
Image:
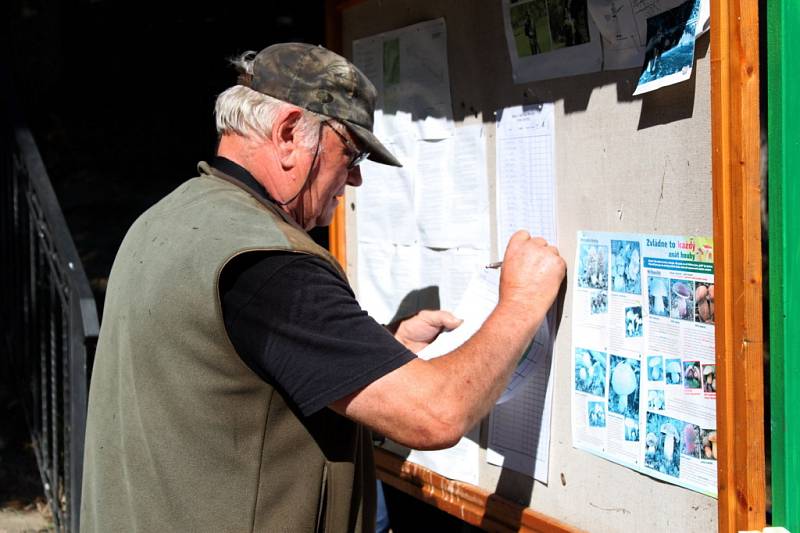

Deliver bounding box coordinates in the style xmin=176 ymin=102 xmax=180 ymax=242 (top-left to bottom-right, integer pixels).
xmin=328 ymin=0 xmax=765 ymax=531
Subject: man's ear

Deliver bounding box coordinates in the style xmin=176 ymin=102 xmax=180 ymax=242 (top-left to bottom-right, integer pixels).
xmin=272 ymin=107 xmax=306 ymax=170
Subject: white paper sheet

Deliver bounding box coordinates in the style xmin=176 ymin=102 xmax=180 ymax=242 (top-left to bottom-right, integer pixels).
xmin=417 ymin=268 xmax=500 ymax=360
xmin=447 ymin=125 xmax=491 ymax=250
xmin=356 ymin=242 xmax=421 ymax=325
xmin=357 ymin=139 xmax=418 ymax=245
xmin=354 ymin=22 xmax=489 ymax=251
xmin=419 ymin=247 xmax=491 ymax=312
xmin=415 ymin=125 xmax=490 ymax=249
xmin=502 ymin=0 xmax=603 ymax=83
xmin=418 ymin=268 xmax=551 ymax=403
xmin=487 ymin=342 xmax=555 ymax=483
xmin=357 ymin=125 xmax=489 ymax=248
xmin=353 ymin=18 xmax=454 ymax=142
xmin=495 ymin=104 xmax=557 ymax=258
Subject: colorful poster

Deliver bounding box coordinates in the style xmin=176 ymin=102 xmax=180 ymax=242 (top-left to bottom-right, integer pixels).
xmin=571 ymin=231 xmax=717 ymax=497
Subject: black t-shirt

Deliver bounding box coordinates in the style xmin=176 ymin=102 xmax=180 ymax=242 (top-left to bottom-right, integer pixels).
xmin=214 ymin=157 xmax=415 ymax=416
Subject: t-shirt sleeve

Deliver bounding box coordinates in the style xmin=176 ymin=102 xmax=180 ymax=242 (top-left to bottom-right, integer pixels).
xmin=219 ymin=251 xmax=416 ymax=417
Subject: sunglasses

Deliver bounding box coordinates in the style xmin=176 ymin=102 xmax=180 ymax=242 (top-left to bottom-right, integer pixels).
xmin=322 ymin=121 xmax=371 ymax=170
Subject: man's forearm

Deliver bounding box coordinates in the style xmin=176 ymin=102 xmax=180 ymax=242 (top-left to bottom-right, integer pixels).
xmin=425 ymin=300 xmax=547 ymax=437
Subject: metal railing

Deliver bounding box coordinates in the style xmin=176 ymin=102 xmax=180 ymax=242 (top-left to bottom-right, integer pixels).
xmin=1 ymin=84 xmax=99 ymax=532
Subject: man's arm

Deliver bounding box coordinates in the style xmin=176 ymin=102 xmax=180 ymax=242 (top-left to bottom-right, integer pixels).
xmin=330 ymin=230 xmax=566 ymax=450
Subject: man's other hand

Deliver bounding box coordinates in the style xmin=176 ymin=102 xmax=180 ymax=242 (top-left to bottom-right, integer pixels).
xmin=393 ymin=310 xmax=463 ymax=353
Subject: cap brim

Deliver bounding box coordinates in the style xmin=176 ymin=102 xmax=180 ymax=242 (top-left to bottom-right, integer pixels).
xmin=343 ymin=120 xmax=403 ymax=167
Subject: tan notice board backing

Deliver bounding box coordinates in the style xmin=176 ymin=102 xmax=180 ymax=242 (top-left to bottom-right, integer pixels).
xmin=327 ymin=0 xmax=765 ymax=531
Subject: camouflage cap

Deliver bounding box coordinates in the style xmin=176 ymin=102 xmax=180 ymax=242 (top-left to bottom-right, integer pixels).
xmin=241 ymin=42 xmax=401 ymax=167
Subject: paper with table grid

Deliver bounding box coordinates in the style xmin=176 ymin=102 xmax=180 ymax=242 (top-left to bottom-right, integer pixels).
xmin=487 ymin=103 xmax=558 ymax=482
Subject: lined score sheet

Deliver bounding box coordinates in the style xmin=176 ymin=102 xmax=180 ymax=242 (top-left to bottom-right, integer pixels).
xmin=488 ymin=103 xmax=558 ymax=483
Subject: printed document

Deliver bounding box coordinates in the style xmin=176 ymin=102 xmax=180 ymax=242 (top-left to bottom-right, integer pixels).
xmin=571 ymin=231 xmax=717 ymax=497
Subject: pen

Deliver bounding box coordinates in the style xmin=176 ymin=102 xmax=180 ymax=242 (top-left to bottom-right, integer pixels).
xmin=485 ymin=261 xmax=503 ymax=269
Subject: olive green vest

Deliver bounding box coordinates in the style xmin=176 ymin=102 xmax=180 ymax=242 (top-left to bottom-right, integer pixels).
xmin=81 ymin=163 xmax=375 ymax=533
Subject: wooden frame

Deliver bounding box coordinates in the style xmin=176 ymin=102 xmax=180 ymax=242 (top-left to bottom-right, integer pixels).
xmin=375 ymin=448 xmax=582 ymax=533
xmin=709 ymin=0 xmax=766 ymax=530
xmin=327 ymin=1 xmax=768 ymax=531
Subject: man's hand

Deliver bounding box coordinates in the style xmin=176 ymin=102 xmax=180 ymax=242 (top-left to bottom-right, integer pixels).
xmin=498 ymin=230 xmax=566 ymax=330
xmin=393 ymin=310 xmax=463 ymax=353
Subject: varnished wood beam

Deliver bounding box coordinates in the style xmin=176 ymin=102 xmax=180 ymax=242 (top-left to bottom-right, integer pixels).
xmin=375 ymin=449 xmax=583 ymax=533
xmin=709 ymin=0 xmax=767 ymax=530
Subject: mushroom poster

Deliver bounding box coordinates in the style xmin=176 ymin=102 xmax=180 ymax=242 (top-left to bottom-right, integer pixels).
xmin=571 ymin=231 xmax=717 ymax=497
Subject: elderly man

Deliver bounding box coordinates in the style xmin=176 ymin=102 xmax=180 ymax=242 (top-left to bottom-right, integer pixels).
xmin=81 ymin=43 xmax=565 ymax=532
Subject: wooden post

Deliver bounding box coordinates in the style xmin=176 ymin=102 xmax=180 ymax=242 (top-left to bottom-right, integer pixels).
xmin=710 ymin=0 xmax=767 ymax=530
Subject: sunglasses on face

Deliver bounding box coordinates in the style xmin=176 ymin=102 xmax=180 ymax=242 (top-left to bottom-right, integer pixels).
xmin=322 ymin=121 xmax=371 ymax=170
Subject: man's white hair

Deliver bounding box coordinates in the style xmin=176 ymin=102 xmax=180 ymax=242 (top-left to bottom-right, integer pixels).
xmin=214 ymin=51 xmax=321 ymax=147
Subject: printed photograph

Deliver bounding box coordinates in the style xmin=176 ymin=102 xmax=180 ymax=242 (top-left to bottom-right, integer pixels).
xmin=670 ymin=279 xmax=695 ymax=321
xmin=637 ymin=0 xmax=699 ymax=88
xmin=546 ymin=0 xmax=591 ymax=50
xmin=648 ymin=276 xmax=671 ymax=317
xmin=644 ymin=412 xmax=685 ymax=478
xmin=665 ymin=358 xmax=683 ymax=385
xmin=577 ymin=243 xmax=609 ymax=289
xmin=574 ymin=348 xmax=607 ymax=397
xmin=590 ymin=290 xmax=608 ymax=314
xmin=588 ymin=401 xmax=606 ymax=428
xmin=700 ymin=429 xmax=717 ymax=461
xmin=611 ymin=240 xmax=641 ymax=294
xmin=510 ymin=0 xmax=551 ymax=57
xmin=647 ymin=389 xmax=665 ymax=410
xmin=608 ymin=355 xmax=640 ymax=419
xmin=624 ymin=417 xmax=640 ymax=442
xmin=702 ymin=364 xmax=716 ymax=393
xmin=683 ymin=361 xmax=702 ymax=390
xmin=625 ymin=306 xmax=643 ymax=338
xmin=695 ymin=282 xmax=715 ymax=324
xmin=647 ymin=355 xmax=664 ymax=382
xmin=510 ymin=0 xmax=591 ymax=58
xmin=682 ymin=423 xmax=703 ymax=459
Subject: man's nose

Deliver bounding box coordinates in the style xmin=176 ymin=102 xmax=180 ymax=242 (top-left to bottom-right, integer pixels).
xmin=347 ymin=166 xmax=363 ymax=187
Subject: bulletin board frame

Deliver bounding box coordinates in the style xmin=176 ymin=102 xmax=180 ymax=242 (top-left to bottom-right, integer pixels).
xmin=325 ymin=1 xmax=766 ymax=531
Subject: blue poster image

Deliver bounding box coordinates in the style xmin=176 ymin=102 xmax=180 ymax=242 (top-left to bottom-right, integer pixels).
xmin=608 ymin=355 xmax=640 ymax=420
xmin=611 ymin=240 xmax=641 ymax=294
xmin=645 ymin=412 xmax=685 ymax=478
xmin=648 ymin=276 xmax=671 ymax=317
xmin=647 ymin=355 xmax=664 ymax=381
xmin=574 ymin=348 xmax=607 ymax=397
xmin=588 ymin=401 xmax=606 ymax=428
xmin=578 ymin=243 xmax=609 ymax=289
